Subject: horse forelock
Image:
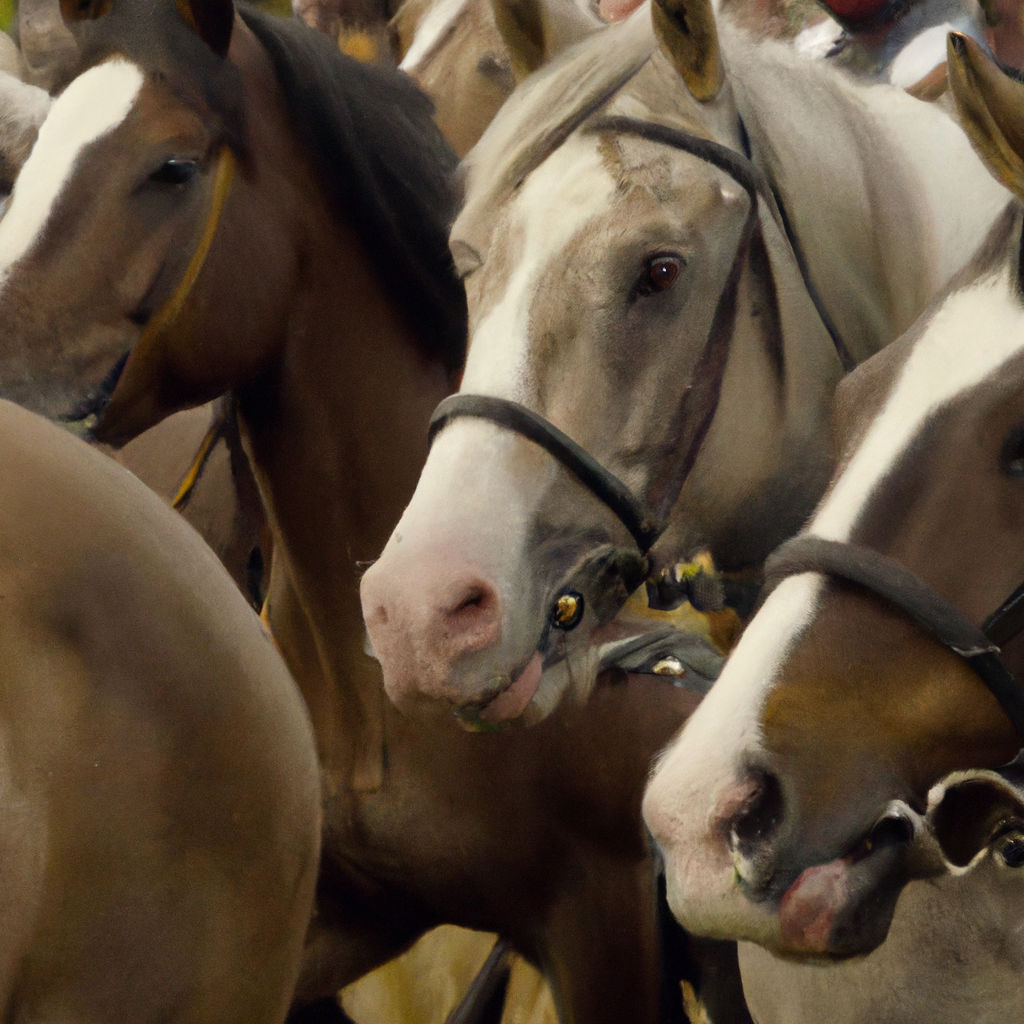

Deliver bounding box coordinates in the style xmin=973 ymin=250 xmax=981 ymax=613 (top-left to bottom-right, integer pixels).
xmin=457 ymin=4 xmax=655 ymax=246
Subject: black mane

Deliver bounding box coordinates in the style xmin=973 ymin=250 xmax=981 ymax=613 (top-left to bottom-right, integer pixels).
xmin=239 ymin=5 xmax=467 ymax=370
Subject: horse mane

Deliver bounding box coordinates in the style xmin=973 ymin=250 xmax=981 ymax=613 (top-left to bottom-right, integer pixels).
xmin=239 ymin=5 xmax=467 ymax=370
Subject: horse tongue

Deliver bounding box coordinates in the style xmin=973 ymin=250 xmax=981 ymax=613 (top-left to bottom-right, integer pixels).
xmin=599 ymin=0 xmax=642 ymax=21
xmin=778 ymin=859 xmax=850 ymax=954
xmin=479 ymin=653 xmax=543 ymax=723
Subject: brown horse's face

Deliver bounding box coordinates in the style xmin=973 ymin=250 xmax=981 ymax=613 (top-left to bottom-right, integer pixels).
xmin=0 ymin=53 xmax=271 ymax=439
xmin=361 ymin=47 xmax=758 ymax=723
xmin=644 ymin=249 xmax=1024 ymax=958
xmin=396 ymin=0 xmax=515 ymax=158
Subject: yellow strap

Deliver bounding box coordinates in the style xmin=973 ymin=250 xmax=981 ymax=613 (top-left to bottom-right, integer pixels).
xmin=135 ymin=146 xmax=236 ymax=365
xmin=170 ymin=407 xmax=229 ymax=509
xmin=127 ymin=146 xmax=234 ymax=509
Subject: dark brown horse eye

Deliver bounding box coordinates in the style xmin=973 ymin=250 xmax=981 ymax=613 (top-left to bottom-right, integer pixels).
xmin=635 ymin=256 xmax=681 ymax=298
xmin=150 ymin=159 xmax=198 ymax=186
xmin=1000 ymin=424 xmax=1024 ymax=477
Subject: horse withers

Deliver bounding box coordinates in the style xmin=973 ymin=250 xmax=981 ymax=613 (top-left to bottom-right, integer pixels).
xmin=360 ymin=0 xmax=1008 ymax=725
xmin=643 ymin=32 xmax=1024 ymax=961
xmin=0 ymin=398 xmax=320 ymax=1023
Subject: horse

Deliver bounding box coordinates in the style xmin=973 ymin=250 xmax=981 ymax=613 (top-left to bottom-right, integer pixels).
xmin=0 ymin=1 xmax=737 ymax=1021
xmin=0 ymin=396 xmax=320 ymax=1023
xmin=0 ymin=61 xmax=270 ymax=607
xmin=642 ymin=30 xmax=1024 ymax=963
xmin=392 ymin=0 xmax=600 ymax=156
xmin=359 ymin=0 xmax=1009 ymax=725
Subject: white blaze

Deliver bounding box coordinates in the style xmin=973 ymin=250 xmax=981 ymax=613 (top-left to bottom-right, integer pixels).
xmin=0 ymin=58 xmax=144 ymax=283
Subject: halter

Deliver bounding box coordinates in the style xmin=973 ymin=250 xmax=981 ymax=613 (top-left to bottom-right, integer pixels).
xmin=94 ymin=146 xmax=236 ymax=441
xmin=763 ymin=535 xmax=1024 ymax=744
xmin=429 ymin=117 xmax=853 ymax=599
xmin=136 ymin=146 xmax=236 ymax=363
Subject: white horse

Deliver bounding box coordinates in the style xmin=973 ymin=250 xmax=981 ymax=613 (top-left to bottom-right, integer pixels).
xmin=361 ymin=0 xmax=1009 ymax=726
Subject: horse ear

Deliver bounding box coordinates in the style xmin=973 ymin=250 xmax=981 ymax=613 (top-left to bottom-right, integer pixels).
xmin=490 ymin=0 xmax=546 ymax=81
xmin=651 ymin=0 xmax=724 ymax=103
xmin=489 ymin=0 xmax=598 ymax=82
xmin=948 ymin=32 xmax=1024 ymax=203
xmin=173 ymin=0 xmax=234 ymax=56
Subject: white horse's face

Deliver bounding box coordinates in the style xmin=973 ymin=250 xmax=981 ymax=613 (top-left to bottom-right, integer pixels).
xmin=360 ymin=67 xmax=756 ymax=722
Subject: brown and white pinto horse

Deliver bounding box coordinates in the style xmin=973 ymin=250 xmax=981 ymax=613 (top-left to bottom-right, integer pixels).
xmin=643 ymin=32 xmax=1024 ymax=961
xmin=0 ymin=2 xmax=736 ymax=1022
xmin=361 ymin=0 xmax=1008 ymax=724
xmin=0 ymin=397 xmax=320 ymax=1024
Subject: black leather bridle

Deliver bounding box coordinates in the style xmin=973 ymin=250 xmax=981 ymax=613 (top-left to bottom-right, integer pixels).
xmin=763 ymin=535 xmax=1024 ymax=744
xmin=429 ymin=117 xmax=854 ymax=600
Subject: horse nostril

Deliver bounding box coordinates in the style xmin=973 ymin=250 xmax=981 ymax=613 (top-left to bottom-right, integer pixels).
xmin=454 ymin=588 xmax=485 ymax=612
xmin=728 ymin=771 xmax=784 ymax=856
xmin=869 ymin=812 xmax=915 ymax=850
xmin=442 ymin=577 xmax=503 ymax=651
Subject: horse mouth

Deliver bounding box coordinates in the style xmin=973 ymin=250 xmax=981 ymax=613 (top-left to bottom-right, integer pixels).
xmin=771 ymin=804 xmax=923 ymax=959
xmin=60 ymin=350 xmax=130 ymax=438
xmin=453 ymin=652 xmax=545 ymax=730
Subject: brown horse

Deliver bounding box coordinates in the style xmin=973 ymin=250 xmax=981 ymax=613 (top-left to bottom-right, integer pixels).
xmin=0 ymin=46 xmax=271 ymax=608
xmin=393 ymin=0 xmax=600 ymax=157
xmin=643 ymin=31 xmax=1024 ymax=962
xmin=0 ymin=396 xmax=320 ymax=1022
xmin=0 ymin=2 xmax=738 ymax=1022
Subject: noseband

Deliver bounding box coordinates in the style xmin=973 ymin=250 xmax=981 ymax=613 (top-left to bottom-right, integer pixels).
xmin=429 ymin=117 xmax=853 ymax=586
xmin=764 ymin=535 xmax=1024 ymax=744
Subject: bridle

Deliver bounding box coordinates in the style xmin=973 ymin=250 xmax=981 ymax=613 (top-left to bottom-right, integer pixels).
xmin=763 ymin=535 xmax=1024 ymax=744
xmin=429 ymin=115 xmax=853 ymax=613
xmin=89 ymin=146 xmax=236 ymax=441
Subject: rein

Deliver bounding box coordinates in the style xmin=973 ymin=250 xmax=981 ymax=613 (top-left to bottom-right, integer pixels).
xmin=763 ymin=535 xmax=1024 ymax=744
xmin=429 ymin=117 xmax=853 ymax=609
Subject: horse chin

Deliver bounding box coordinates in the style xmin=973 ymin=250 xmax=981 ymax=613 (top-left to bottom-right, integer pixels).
xmin=60 ymin=349 xmax=131 ymax=438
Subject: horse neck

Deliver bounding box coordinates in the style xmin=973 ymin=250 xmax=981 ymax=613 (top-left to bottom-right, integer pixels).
xmin=725 ymin=25 xmax=1010 ymax=362
xmin=237 ymin=204 xmax=454 ymax=789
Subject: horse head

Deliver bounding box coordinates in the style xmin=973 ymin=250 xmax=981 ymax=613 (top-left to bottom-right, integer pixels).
xmin=361 ymin=0 xmax=849 ymax=723
xmin=643 ymin=32 xmax=1024 ymax=961
xmin=395 ymin=0 xmax=603 ymax=157
xmin=0 ymin=0 xmax=276 ymax=443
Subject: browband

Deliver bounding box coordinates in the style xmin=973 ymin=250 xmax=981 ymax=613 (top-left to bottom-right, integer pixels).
xmin=764 ymin=535 xmax=1024 ymax=744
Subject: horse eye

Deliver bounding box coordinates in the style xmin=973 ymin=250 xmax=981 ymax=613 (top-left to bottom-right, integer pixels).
xmin=150 ymin=159 xmax=198 ymax=185
xmin=1000 ymin=424 xmax=1024 ymax=477
xmin=635 ymin=255 xmax=682 ymax=298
